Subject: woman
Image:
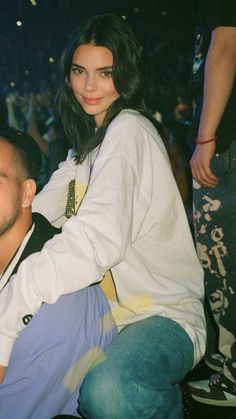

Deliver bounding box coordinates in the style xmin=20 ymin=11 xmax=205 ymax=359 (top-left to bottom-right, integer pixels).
xmin=0 ymin=14 xmax=206 ymax=418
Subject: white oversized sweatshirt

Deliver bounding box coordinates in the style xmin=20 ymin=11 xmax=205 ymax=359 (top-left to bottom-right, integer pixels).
xmin=0 ymin=110 xmax=206 ymax=366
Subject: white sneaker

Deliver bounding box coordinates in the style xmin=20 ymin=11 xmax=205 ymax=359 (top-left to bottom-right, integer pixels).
xmin=205 ymin=353 xmax=224 ymax=372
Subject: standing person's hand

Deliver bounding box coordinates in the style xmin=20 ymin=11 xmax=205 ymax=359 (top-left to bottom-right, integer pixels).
xmin=190 ymin=141 xmax=219 ymax=188
xmin=0 ymin=365 xmax=5 ymax=384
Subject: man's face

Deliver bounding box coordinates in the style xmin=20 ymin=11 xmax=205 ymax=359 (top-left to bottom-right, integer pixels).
xmin=0 ymin=139 xmax=24 ymax=237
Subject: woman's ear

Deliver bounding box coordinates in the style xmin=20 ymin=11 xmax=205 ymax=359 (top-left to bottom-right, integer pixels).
xmin=21 ymin=179 xmax=37 ymax=208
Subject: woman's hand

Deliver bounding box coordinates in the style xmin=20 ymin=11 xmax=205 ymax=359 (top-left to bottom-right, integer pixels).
xmin=190 ymin=142 xmax=219 ymax=188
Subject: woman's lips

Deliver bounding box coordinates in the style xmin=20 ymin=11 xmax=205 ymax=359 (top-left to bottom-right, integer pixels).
xmin=83 ymin=97 xmax=102 ymax=105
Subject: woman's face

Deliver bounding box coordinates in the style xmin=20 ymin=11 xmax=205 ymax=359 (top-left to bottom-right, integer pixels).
xmin=70 ymin=44 xmax=120 ymax=127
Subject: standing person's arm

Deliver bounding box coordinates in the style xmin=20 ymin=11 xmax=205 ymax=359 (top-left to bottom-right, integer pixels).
xmin=6 ymin=93 xmax=20 ymax=130
xmin=190 ymin=26 xmax=236 ymax=187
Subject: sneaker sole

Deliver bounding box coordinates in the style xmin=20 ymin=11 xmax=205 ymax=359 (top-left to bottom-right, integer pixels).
xmin=191 ymin=393 xmax=236 ymax=407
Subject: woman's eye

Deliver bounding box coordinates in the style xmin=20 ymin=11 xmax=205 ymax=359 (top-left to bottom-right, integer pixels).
xmin=71 ymin=66 xmax=84 ymax=74
xmin=101 ymin=71 xmax=112 ymax=77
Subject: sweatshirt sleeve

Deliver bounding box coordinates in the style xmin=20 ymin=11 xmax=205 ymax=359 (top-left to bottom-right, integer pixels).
xmin=0 ymin=120 xmax=150 ymax=365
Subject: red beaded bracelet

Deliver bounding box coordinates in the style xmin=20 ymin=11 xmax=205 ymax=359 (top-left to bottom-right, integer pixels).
xmin=195 ymin=135 xmax=217 ymax=145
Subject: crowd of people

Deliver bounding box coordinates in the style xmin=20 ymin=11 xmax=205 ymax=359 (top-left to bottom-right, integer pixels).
xmin=0 ymin=80 xmax=70 ymax=190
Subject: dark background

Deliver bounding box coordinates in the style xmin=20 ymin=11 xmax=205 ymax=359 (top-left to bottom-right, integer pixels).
xmin=0 ymin=0 xmax=198 ymax=122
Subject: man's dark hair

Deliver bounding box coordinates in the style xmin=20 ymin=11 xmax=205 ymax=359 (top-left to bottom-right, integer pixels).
xmin=0 ymin=127 xmax=42 ymax=180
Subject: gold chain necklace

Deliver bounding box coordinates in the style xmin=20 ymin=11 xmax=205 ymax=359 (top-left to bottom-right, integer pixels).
xmin=65 ymin=179 xmax=76 ymax=218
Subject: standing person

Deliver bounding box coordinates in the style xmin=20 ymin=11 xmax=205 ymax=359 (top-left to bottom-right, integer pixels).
xmin=188 ymin=0 xmax=236 ymax=407
xmin=0 ymin=127 xmax=117 ymax=418
xmin=0 ymin=14 xmax=206 ymax=418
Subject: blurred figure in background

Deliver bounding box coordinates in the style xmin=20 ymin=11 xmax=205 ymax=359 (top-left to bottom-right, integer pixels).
xmin=168 ymin=95 xmax=194 ymax=227
xmin=188 ymin=0 xmax=236 ymax=407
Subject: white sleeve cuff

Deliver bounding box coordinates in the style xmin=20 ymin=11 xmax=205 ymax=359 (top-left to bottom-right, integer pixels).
xmin=0 ymin=333 xmax=15 ymax=366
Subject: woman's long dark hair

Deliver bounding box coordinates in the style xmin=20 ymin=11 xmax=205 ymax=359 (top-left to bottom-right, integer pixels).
xmin=57 ymin=14 xmax=147 ymax=163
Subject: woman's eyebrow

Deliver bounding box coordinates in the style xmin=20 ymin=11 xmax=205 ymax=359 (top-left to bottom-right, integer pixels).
xmin=96 ymin=66 xmax=113 ymax=71
xmin=71 ymin=63 xmax=84 ymax=69
xmin=71 ymin=63 xmax=113 ymax=71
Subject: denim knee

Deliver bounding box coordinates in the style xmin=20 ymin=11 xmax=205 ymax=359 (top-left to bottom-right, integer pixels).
xmin=78 ymin=316 xmax=192 ymax=418
xmin=78 ymin=367 xmax=183 ymax=419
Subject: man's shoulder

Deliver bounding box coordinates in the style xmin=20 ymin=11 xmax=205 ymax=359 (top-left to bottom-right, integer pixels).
xmin=32 ymin=212 xmax=61 ymax=236
xmin=9 ymin=214 xmax=61 ymax=278
xmin=25 ymin=213 xmax=61 ymax=255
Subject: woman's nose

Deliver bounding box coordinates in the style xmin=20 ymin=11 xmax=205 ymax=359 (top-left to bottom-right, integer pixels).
xmin=84 ymin=74 xmax=97 ymax=92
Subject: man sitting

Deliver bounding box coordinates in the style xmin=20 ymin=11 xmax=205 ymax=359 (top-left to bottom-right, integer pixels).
xmin=0 ymin=127 xmax=117 ymax=418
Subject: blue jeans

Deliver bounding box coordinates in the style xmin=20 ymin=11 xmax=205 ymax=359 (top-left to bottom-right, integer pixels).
xmin=193 ymin=141 xmax=236 ymax=382
xmin=78 ymin=315 xmax=194 ymax=419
